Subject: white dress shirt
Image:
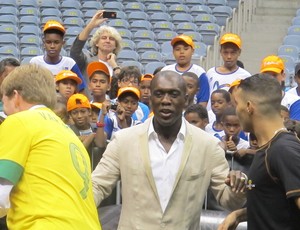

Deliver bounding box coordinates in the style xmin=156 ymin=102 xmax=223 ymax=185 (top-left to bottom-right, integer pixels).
xmin=148 ymin=118 xmax=186 ymax=212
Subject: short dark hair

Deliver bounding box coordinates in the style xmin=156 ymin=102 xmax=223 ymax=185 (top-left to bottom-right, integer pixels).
xmin=184 ymin=104 xmax=208 ymax=120
xmin=0 ymin=58 xmax=20 ymax=75
xmin=211 ymin=89 xmax=231 ymax=103
xmin=238 ymin=73 xmax=282 ymax=115
xmin=182 ymin=72 xmax=199 ymax=84
xmin=118 ymin=66 xmax=141 ymax=83
xmin=44 ymin=29 xmax=64 ymax=38
xmin=221 ymin=106 xmax=236 ymax=121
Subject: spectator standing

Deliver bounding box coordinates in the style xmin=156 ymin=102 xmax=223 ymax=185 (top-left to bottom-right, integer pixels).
xmin=287 ymin=63 xmax=300 ymax=97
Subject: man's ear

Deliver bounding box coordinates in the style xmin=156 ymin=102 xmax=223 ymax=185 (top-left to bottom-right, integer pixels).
xmin=247 ymin=100 xmax=254 ymax=115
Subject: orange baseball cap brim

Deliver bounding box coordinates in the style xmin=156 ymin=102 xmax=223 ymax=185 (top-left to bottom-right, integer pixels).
xmin=87 ymin=61 xmax=111 ymax=79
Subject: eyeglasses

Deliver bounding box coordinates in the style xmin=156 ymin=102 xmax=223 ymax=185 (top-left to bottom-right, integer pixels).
xmin=121 ymin=77 xmax=139 ymax=85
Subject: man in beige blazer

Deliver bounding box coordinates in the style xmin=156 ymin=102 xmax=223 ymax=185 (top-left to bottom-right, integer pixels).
xmin=92 ymin=71 xmax=246 ymax=229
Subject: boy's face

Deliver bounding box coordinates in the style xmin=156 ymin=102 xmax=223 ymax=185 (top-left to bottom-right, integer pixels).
xmin=118 ymin=95 xmax=139 ymax=117
xmin=220 ymin=43 xmax=241 ymax=70
xmin=69 ymin=108 xmax=91 ymax=130
xmin=280 ymin=109 xmax=289 ymax=122
xmin=182 ymin=75 xmax=198 ymax=103
xmin=90 ymin=108 xmax=100 ymax=123
xmin=43 ymin=33 xmax=64 ymax=58
xmin=118 ymin=75 xmax=139 ymax=88
xmin=56 ymin=79 xmax=77 ymax=99
xmin=211 ymin=93 xmax=230 ymax=116
xmin=97 ymin=31 xmax=117 ymax=54
xmin=222 ymin=115 xmax=241 ymax=138
xmin=173 ymin=43 xmax=194 ymax=67
xmin=139 ymin=80 xmax=151 ymax=105
xmin=88 ymin=73 xmax=110 ymax=97
xmin=184 ymin=112 xmax=207 ymax=130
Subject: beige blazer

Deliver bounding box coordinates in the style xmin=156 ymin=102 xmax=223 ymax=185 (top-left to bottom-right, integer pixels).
xmin=92 ymin=118 xmax=245 ymax=230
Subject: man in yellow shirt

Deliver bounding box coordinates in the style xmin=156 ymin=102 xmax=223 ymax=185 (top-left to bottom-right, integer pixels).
xmin=0 ymin=64 xmax=101 ymax=229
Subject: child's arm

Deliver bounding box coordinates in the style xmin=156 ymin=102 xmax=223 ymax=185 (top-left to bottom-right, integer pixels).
xmin=94 ymin=100 xmax=109 ymax=148
xmin=116 ymin=105 xmax=128 ymax=129
xmin=80 ymin=133 xmax=95 ymax=148
xmin=235 ymin=148 xmax=257 ymax=158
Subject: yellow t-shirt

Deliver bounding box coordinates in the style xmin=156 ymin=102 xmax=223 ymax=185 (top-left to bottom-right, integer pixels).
xmin=0 ymin=108 xmax=101 ymax=230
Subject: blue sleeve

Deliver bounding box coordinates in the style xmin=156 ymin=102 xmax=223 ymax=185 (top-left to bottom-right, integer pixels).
xmin=132 ymin=102 xmax=150 ymax=122
xmin=71 ymin=64 xmax=87 ymax=92
xmin=289 ymin=100 xmax=300 ymax=121
xmin=104 ymin=115 xmax=113 ymax=140
xmin=196 ymin=72 xmax=210 ymax=103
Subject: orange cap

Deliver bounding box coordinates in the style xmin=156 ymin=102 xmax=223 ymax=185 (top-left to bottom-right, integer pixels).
xmin=43 ymin=20 xmax=65 ymax=34
xmin=91 ymin=102 xmax=102 ymax=110
xmin=171 ymin=34 xmax=195 ymax=49
xmin=220 ymin=33 xmax=241 ymax=49
xmin=55 ymin=70 xmax=82 ymax=85
xmin=87 ymin=61 xmax=111 ymax=79
xmin=117 ymin=86 xmax=140 ymax=99
xmin=260 ymin=55 xmax=284 ymax=74
xmin=141 ymin=73 xmax=154 ymax=81
xmin=67 ymin=93 xmax=91 ymax=112
xmin=228 ymin=79 xmax=241 ymax=93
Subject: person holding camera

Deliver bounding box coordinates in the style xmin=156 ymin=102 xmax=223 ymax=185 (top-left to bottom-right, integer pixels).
xmin=70 ymin=10 xmax=122 ymax=86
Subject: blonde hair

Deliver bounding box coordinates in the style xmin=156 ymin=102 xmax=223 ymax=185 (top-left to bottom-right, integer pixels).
xmin=1 ymin=64 xmax=57 ymax=109
xmin=90 ymin=25 xmax=122 ymax=56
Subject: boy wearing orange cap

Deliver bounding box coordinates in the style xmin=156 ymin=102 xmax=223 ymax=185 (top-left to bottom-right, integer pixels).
xmin=139 ymin=73 xmax=154 ymax=109
xmin=104 ymin=87 xmax=141 ymax=140
xmin=55 ymin=70 xmax=82 ymax=99
xmin=30 ymin=20 xmax=86 ymax=92
xmin=86 ymin=61 xmax=111 ymax=103
xmin=161 ymin=34 xmax=210 ymax=108
xmin=206 ymin=33 xmax=251 ymax=110
xmin=260 ymin=55 xmax=300 ymax=121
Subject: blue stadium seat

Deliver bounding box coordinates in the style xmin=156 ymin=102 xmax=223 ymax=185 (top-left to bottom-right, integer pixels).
xmin=117 ymin=29 xmax=133 ymax=40
xmin=227 ymin=0 xmax=240 ymax=8
xmin=41 ymin=17 xmax=63 ymax=27
xmin=194 ymin=13 xmax=217 ymax=27
xmin=63 ymin=17 xmax=85 ymax=28
xmin=0 ymin=25 xmax=18 ymax=35
xmin=288 ymin=25 xmax=300 ymax=36
xmin=115 ymin=11 xmax=127 ymax=20
xmin=124 ymin=2 xmax=146 ymax=13
xmin=163 ymin=52 xmax=176 ymax=65
xmin=168 ymin=4 xmax=189 ymax=17
xmin=163 ymin=0 xmax=184 ymax=7
xmin=118 ymin=50 xmax=140 ymax=62
xmin=279 ymin=55 xmax=296 ymax=76
xmin=292 ymin=16 xmax=300 ymax=25
xmin=160 ymin=41 xmax=173 ymax=54
xmin=39 ymin=0 xmax=60 ymax=10
xmin=65 ymin=26 xmax=82 ymax=40
xmin=19 ymin=16 xmax=40 ymax=27
xmin=21 ymin=57 xmax=33 ymax=64
xmin=19 ymin=7 xmax=39 ymax=17
xmin=0 ymin=0 xmax=17 ymax=7
xmin=184 ymin=31 xmax=203 ymax=43
xmin=198 ymin=23 xmax=221 ymax=46
xmin=156 ymin=31 xmax=178 ymax=45
xmin=62 ymin=9 xmax=84 ymax=20
xmin=146 ymin=3 xmax=167 ymax=15
xmin=0 ymin=34 xmax=18 ymax=47
xmin=140 ymin=51 xmax=163 ymax=65
xmin=108 ymin=19 xmax=130 ymax=29
xmin=121 ymin=39 xmax=136 ymax=51
xmin=296 ymin=8 xmax=300 ymax=16
xmin=0 ymin=6 xmax=19 ymax=16
xmin=41 ymin=8 xmax=62 ymax=19
xmin=140 ymin=0 xmax=162 ymax=7
xmin=207 ymin=0 xmax=227 ymax=9
xmin=190 ymin=5 xmax=212 ymax=17
xmin=84 ymin=10 xmax=98 ymax=21
xmin=278 ymin=45 xmax=300 ymax=62
xmin=130 ymin=20 xmax=152 ymax=33
xmin=212 ymin=6 xmax=233 ymax=26
xmin=60 ymin=0 xmax=81 ymax=11
xmin=144 ymin=61 xmax=166 ymax=74
xmin=136 ymin=41 xmax=160 ymax=54
xmin=185 ymin=0 xmax=205 ymax=7
xmin=19 ymin=25 xmax=41 ymax=37
xmin=194 ymin=42 xmax=208 ymax=57
xmin=127 ymin=12 xmax=149 ymax=23
xmin=283 ymin=35 xmax=300 ymax=48
xmin=172 ymin=13 xmax=194 ymax=26
xmin=21 ymin=47 xmax=43 ymax=59
xmin=150 ymin=12 xmax=172 ymax=24
xmin=103 ymin=2 xmax=124 ymax=11
xmin=64 ymin=37 xmax=76 ymax=52
xmin=18 ymin=0 xmax=38 ymax=9
xmin=176 ymin=22 xmax=198 ymax=34
xmin=20 ymin=35 xmax=42 ymax=49
xmin=0 ymin=15 xmax=18 ymax=25
xmin=81 ymin=1 xmax=102 ymax=13
xmin=153 ymin=21 xmax=175 ymax=33
xmin=133 ymin=30 xmax=156 ymax=42
xmin=0 ymin=46 xmax=19 ymax=59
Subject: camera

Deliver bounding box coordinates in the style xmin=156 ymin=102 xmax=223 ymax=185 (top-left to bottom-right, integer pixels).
xmin=110 ymin=101 xmax=118 ymax=110
xmin=103 ymin=11 xmax=117 ymax=19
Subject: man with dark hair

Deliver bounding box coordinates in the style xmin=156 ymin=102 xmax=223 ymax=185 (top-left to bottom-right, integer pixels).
xmin=219 ymin=73 xmax=300 ymax=230
xmin=92 ymin=70 xmax=247 ymax=229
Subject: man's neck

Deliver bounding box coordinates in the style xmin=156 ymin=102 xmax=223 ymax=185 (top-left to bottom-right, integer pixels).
xmin=97 ymin=52 xmax=109 ymax=62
